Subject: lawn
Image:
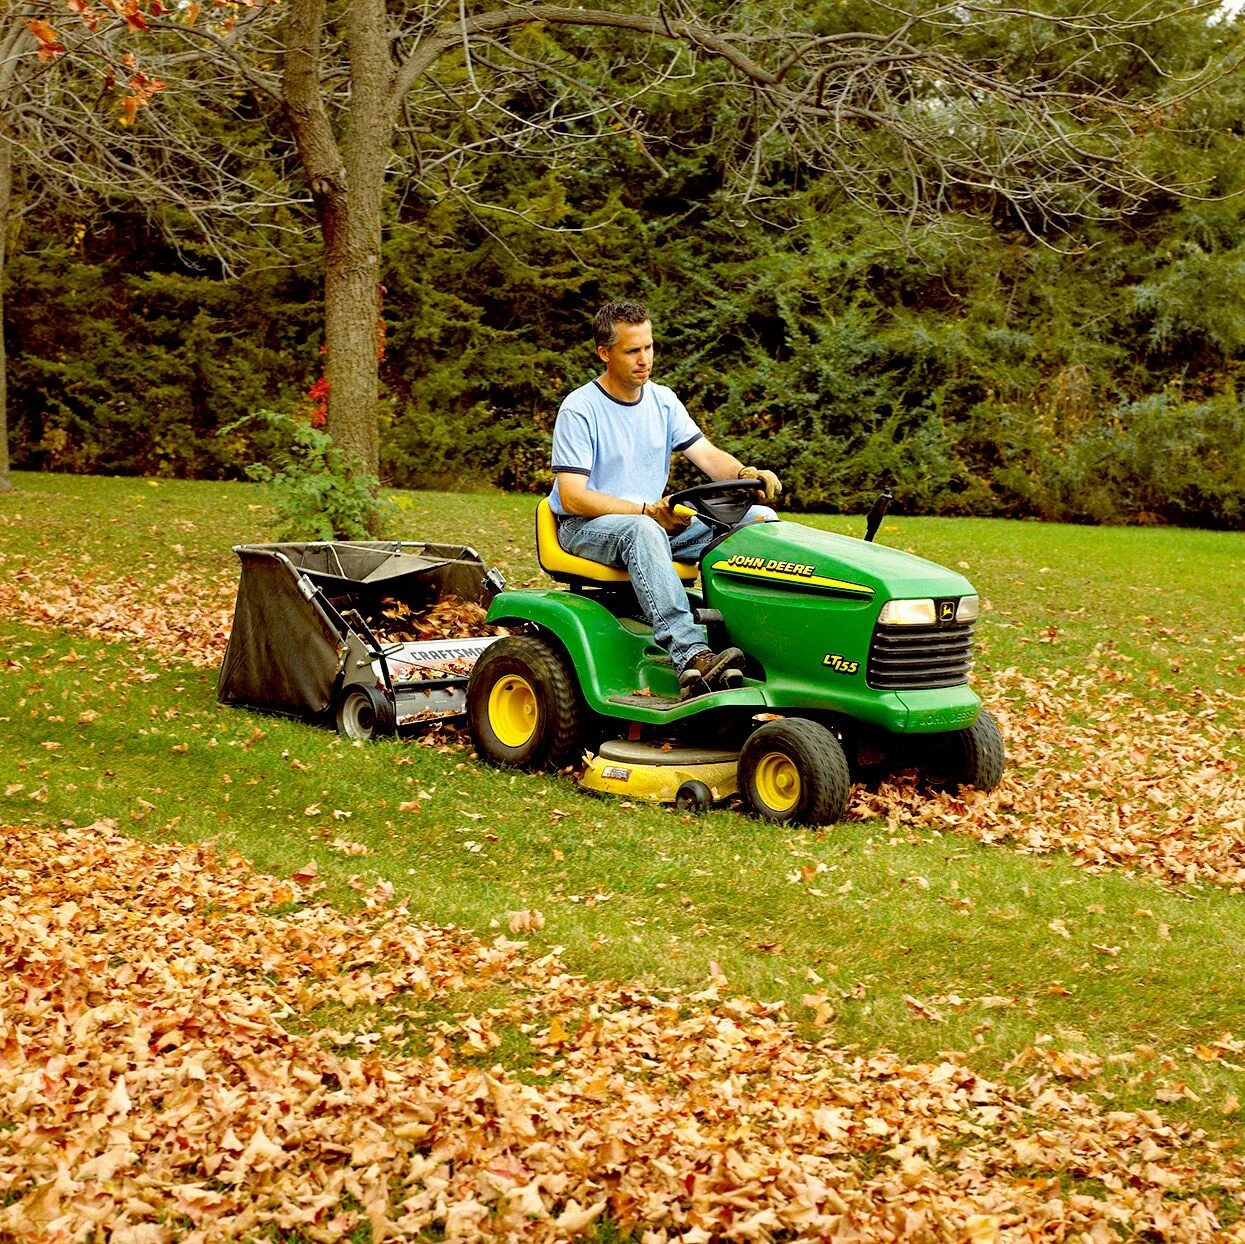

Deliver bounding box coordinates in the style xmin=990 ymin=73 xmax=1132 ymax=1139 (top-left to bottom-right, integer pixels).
xmin=2 ymin=471 xmax=1244 ymax=1237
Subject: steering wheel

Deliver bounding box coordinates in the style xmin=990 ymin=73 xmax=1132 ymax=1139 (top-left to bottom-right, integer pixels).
xmin=668 ymin=477 xmax=766 ymax=531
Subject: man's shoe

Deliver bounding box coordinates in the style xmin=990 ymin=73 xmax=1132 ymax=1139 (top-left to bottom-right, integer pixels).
xmin=678 ymin=647 xmax=746 ymax=700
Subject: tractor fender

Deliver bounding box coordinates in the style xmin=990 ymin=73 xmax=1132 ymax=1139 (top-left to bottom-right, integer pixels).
xmin=485 ymin=590 xmax=652 ymax=714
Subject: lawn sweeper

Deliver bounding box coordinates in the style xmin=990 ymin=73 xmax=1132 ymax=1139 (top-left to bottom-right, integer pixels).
xmin=217 ymin=540 xmax=504 ymax=735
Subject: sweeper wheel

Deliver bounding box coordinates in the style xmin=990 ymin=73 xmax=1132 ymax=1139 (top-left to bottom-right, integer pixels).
xmin=335 ymin=684 xmax=397 ymax=741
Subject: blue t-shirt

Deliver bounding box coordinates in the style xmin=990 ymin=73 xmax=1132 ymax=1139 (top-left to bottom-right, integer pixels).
xmin=548 ymin=380 xmax=702 ymax=515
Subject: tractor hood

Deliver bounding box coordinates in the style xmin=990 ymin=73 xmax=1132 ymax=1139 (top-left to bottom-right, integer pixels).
xmin=699 ymin=519 xmax=981 ymax=733
xmin=705 ymin=520 xmax=973 ymax=601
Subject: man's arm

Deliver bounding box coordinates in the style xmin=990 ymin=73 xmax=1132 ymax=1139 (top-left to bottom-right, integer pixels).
xmin=556 ymin=472 xmax=645 ymax=519
xmin=557 ymin=474 xmax=690 ymax=534
xmin=682 ymin=438 xmax=744 ymax=481
xmin=683 ymin=438 xmax=783 ymax=501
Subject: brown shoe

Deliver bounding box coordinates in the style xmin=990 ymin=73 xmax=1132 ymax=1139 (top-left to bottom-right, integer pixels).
xmin=678 ymin=647 xmax=746 ymax=699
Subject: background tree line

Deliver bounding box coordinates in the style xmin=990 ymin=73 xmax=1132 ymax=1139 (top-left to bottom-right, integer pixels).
xmin=3 ymin=1 xmax=1242 ymax=528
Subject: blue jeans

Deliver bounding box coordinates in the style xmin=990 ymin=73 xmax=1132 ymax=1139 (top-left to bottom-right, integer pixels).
xmin=558 ymin=507 xmax=775 ymax=672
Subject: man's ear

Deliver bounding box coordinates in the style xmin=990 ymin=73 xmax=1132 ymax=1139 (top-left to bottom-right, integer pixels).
xmin=596 ymin=343 xmax=611 ymax=365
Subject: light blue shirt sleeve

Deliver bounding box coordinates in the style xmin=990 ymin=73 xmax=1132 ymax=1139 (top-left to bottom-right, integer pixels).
xmin=551 ymin=404 xmax=594 ymax=476
xmin=667 ymin=393 xmax=702 ymax=454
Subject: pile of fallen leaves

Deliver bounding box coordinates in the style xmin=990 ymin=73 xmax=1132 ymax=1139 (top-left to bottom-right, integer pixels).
xmin=3 ymin=821 xmax=1242 ymax=1243
xmin=0 ymin=569 xmax=235 ymax=671
xmin=2 ymin=568 xmax=1243 ymax=891
xmin=851 ymin=668 xmax=1245 ymax=892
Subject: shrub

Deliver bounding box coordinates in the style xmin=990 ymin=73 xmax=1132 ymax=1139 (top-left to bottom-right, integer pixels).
xmin=1109 ymin=392 xmax=1245 ymax=527
xmin=226 ymin=410 xmax=390 ymax=540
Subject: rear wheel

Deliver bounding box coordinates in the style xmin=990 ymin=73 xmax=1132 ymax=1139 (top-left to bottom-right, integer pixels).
xmin=945 ymin=708 xmax=1005 ymax=791
xmin=335 ymin=684 xmax=396 ymax=741
xmin=467 ymin=636 xmax=586 ymax=771
xmin=738 ymin=719 xmax=851 ymax=827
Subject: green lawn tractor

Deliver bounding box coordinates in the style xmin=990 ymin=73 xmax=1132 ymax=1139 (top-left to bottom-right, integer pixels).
xmin=466 ymin=480 xmax=1004 ymax=826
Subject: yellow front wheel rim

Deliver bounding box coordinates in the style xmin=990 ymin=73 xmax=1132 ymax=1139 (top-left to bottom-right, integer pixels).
xmin=754 ymin=751 xmax=800 ymax=813
xmin=488 ymin=675 xmax=538 ymax=748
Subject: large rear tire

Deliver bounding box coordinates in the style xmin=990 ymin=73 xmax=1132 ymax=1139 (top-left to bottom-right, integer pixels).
xmin=738 ymin=719 xmax=852 ymax=827
xmin=466 ymin=635 xmax=586 ymax=771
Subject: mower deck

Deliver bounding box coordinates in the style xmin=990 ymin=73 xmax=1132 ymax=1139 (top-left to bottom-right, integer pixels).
xmin=581 ymin=739 xmax=740 ymax=805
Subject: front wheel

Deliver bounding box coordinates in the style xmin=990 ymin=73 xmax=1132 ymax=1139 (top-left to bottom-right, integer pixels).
xmin=945 ymin=707 xmax=1005 ymax=791
xmin=738 ymin=719 xmax=852 ymax=827
xmin=466 ymin=635 xmax=586 ymax=771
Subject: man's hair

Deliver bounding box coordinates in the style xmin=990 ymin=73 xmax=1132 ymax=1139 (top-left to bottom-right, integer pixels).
xmin=593 ymin=300 xmax=650 ymax=349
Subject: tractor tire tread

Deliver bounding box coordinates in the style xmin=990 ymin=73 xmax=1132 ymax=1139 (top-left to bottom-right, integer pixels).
xmin=955 ymin=707 xmax=1005 ymax=791
xmin=467 ymin=635 xmax=585 ymax=771
xmin=739 ymin=718 xmax=852 ymax=827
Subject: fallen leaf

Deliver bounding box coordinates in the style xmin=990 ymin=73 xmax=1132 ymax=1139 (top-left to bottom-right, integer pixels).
xmin=507 ymin=909 xmax=546 ymax=933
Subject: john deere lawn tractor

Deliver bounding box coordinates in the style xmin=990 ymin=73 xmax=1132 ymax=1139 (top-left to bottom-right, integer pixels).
xmin=465 ymin=480 xmax=1004 ymax=826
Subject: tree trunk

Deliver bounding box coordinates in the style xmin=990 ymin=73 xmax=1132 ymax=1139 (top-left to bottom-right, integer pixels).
xmin=325 ymin=0 xmax=390 ymax=480
xmin=0 ymin=22 xmax=24 ymax=496
xmin=283 ymin=0 xmax=391 ymax=485
xmin=0 ymin=121 xmax=11 ymax=495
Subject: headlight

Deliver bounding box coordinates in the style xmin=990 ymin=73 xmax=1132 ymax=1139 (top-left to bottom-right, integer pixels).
xmin=878 ymin=598 xmax=937 ymax=626
xmin=956 ymin=595 xmax=980 ymax=622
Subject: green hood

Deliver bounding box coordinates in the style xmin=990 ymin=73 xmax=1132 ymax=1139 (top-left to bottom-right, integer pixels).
xmin=703 ymin=520 xmax=974 ymax=600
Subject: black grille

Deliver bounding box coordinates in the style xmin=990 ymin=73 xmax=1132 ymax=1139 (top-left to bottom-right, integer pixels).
xmin=867 ymin=623 xmax=974 ymax=690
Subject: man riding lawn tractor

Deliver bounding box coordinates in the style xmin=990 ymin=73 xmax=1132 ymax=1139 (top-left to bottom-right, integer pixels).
xmin=464 ymin=302 xmax=1005 ymax=825
xmin=217 ymin=304 xmax=1003 ymax=825
xmin=548 ymin=300 xmax=782 ymax=699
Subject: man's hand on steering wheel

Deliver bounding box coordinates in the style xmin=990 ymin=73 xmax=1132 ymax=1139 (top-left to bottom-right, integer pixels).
xmin=645 ymin=496 xmax=692 ymax=535
xmin=738 ymin=465 xmax=782 ymax=502
xmin=666 ymin=477 xmax=765 ymax=531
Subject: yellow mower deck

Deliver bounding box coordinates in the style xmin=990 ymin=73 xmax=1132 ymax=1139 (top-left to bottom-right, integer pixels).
xmin=580 ymin=739 xmax=739 ymax=804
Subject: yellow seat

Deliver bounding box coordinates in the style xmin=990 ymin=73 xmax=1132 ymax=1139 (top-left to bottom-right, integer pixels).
xmin=536 ymin=497 xmax=699 ymax=585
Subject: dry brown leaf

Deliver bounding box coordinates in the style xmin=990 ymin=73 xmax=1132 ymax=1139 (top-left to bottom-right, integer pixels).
xmin=507 ymin=909 xmax=546 ymax=934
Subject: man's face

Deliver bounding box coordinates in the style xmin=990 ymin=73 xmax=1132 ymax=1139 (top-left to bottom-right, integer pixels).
xmin=598 ymin=320 xmax=654 ymax=393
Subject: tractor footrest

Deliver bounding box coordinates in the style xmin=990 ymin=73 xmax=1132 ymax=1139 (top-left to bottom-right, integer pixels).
xmin=607 ymin=692 xmax=682 ymax=711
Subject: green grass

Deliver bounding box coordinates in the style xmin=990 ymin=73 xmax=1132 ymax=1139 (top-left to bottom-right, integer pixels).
xmin=3 ymin=470 xmax=1244 ymax=1141
xmin=5 ymin=470 xmax=1240 ymax=712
